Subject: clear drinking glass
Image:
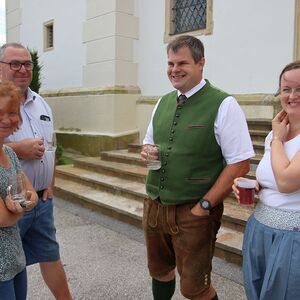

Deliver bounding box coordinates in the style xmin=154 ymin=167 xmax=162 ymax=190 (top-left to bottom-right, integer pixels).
xmin=7 ymin=171 xmax=28 ymax=208
xmin=145 ymin=144 xmax=161 ymax=170
xmin=45 ymin=132 xmax=57 ymax=152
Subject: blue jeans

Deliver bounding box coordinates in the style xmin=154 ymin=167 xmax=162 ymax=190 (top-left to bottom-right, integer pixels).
xmin=18 ymin=198 xmax=60 ymax=265
xmin=0 ymin=269 xmax=27 ymax=300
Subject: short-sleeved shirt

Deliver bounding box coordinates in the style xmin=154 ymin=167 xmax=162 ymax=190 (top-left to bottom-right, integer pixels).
xmin=0 ymin=145 xmax=26 ymax=281
xmin=256 ymin=132 xmax=300 ymax=210
xmin=5 ymin=88 xmax=55 ymax=191
xmin=143 ymin=79 xmax=255 ymax=164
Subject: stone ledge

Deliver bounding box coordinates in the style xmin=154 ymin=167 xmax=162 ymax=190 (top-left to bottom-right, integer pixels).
xmin=41 ymin=85 xmax=141 ymax=97
xmin=57 ymin=131 xmax=139 ymax=156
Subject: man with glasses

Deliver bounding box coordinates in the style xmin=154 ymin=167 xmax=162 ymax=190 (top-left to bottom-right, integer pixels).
xmin=0 ymin=43 xmax=72 ymax=300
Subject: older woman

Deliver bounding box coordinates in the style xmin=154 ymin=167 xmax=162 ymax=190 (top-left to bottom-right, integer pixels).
xmin=0 ymin=81 xmax=37 ymax=300
xmin=233 ymin=61 xmax=300 ymax=300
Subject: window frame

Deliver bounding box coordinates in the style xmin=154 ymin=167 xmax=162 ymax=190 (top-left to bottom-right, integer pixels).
xmin=43 ymin=20 xmax=54 ymax=52
xmin=164 ymin=0 xmax=213 ymax=43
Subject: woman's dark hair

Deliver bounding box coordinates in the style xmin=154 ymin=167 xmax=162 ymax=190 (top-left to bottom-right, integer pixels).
xmin=279 ymin=61 xmax=300 ymax=87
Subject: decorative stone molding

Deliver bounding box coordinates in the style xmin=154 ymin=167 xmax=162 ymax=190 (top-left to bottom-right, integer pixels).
xmin=41 ymin=85 xmax=141 ymax=97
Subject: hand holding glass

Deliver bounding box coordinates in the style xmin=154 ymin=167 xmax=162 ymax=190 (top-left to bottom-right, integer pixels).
xmin=236 ymin=178 xmax=256 ymax=206
xmin=45 ymin=132 xmax=57 ymax=152
xmin=144 ymin=144 xmax=161 ymax=170
xmin=7 ymin=172 xmax=31 ymax=208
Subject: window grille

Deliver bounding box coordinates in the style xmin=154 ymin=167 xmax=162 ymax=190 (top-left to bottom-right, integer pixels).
xmin=46 ymin=25 xmax=53 ymax=48
xmin=171 ymin=0 xmax=207 ymax=35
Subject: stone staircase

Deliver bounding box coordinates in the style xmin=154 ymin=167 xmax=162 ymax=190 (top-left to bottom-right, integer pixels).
xmin=54 ymin=119 xmax=272 ymax=266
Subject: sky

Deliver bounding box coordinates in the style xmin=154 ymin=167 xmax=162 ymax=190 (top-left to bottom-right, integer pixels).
xmin=0 ymin=0 xmax=6 ymax=45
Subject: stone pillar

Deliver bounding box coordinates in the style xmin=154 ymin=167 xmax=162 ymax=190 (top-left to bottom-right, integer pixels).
xmin=46 ymin=0 xmax=140 ymax=155
xmin=83 ymin=0 xmax=138 ymax=87
xmin=5 ymin=0 xmax=21 ymax=42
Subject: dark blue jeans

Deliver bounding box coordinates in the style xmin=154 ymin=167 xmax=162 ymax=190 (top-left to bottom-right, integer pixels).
xmin=0 ymin=268 xmax=27 ymax=300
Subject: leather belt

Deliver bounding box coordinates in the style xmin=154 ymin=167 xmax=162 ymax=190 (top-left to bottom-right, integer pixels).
xmin=36 ymin=189 xmax=45 ymax=198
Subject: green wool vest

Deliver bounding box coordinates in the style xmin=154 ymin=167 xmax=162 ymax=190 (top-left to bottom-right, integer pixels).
xmin=146 ymin=81 xmax=229 ymax=205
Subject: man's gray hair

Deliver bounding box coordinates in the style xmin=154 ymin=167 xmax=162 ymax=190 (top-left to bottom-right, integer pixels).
xmin=0 ymin=43 xmax=27 ymax=59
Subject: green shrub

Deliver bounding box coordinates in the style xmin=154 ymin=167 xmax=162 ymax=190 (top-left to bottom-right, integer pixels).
xmin=56 ymin=143 xmax=64 ymax=165
xmin=29 ymin=49 xmax=42 ymax=93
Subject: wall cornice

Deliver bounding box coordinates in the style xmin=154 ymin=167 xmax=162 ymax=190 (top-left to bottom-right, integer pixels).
xmin=41 ymin=85 xmax=141 ymax=97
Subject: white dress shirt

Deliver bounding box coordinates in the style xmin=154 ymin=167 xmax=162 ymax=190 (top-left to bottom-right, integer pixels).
xmin=143 ymin=79 xmax=255 ymax=164
xmin=5 ymin=88 xmax=55 ymax=191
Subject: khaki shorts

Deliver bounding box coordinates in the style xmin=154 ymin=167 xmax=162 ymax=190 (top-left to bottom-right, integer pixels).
xmin=143 ymin=198 xmax=223 ymax=299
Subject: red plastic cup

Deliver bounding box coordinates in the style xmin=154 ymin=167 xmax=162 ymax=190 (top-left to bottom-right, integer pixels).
xmin=236 ymin=179 xmax=256 ymax=206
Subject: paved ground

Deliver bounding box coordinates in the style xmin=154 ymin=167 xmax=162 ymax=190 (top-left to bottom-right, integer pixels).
xmin=26 ymin=197 xmax=247 ymax=300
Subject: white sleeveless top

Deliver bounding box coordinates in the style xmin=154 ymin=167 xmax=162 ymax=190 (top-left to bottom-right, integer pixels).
xmin=256 ymin=131 xmax=300 ymax=210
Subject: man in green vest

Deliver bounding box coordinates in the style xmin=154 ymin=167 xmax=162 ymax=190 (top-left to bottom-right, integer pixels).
xmin=141 ymin=35 xmax=255 ymax=300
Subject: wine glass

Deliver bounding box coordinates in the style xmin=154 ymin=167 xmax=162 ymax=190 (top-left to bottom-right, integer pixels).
xmin=45 ymin=132 xmax=57 ymax=152
xmin=7 ymin=171 xmax=28 ymax=208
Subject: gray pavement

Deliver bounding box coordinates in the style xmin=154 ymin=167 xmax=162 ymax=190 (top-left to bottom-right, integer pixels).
xmin=26 ymin=197 xmax=247 ymax=300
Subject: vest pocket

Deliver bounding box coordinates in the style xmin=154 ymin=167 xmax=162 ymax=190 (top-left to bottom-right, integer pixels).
xmin=187 ymin=124 xmax=206 ymax=128
xmin=185 ymin=177 xmax=210 ymax=183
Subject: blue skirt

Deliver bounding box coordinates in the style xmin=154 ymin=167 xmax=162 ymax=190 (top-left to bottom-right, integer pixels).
xmin=243 ymin=214 xmax=300 ymax=300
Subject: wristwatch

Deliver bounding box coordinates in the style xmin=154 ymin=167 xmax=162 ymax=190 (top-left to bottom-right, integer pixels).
xmin=199 ymin=198 xmax=212 ymax=210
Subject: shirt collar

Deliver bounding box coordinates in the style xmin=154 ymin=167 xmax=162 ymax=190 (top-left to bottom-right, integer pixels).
xmin=23 ymin=88 xmax=36 ymax=105
xmin=177 ymin=79 xmax=206 ymax=99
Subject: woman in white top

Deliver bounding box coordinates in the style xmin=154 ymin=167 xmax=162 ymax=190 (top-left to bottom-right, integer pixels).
xmin=233 ymin=61 xmax=300 ymax=300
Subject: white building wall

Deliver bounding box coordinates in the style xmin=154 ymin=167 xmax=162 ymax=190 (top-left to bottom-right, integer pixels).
xmin=13 ymin=0 xmax=296 ymax=94
xmin=19 ymin=0 xmax=85 ymax=89
xmin=136 ymin=0 xmax=295 ymax=95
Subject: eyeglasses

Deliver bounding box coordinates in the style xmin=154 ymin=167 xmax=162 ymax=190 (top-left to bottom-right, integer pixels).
xmin=0 ymin=60 xmax=33 ymax=71
xmin=280 ymin=87 xmax=300 ymax=97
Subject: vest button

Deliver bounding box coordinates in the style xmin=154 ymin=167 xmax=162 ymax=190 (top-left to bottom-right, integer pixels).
xmin=171 ymin=130 xmax=175 ymax=134
xmin=168 ymin=146 xmax=172 ymax=150
xmin=173 ymin=122 xmax=177 ymax=125
xmin=165 ymin=153 xmax=169 ymax=157
xmin=169 ymin=138 xmax=173 ymax=142
xmin=160 ymin=185 xmax=164 ymax=189
xmin=160 ymin=177 xmax=164 ymax=181
xmin=164 ymin=162 xmax=167 ymax=166
xmin=161 ymin=169 xmax=166 ymax=173
xmin=176 ymin=114 xmax=180 ymax=118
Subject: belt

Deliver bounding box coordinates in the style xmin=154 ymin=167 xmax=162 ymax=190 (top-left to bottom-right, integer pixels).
xmin=36 ymin=189 xmax=45 ymax=198
xmin=254 ymin=202 xmax=300 ymax=231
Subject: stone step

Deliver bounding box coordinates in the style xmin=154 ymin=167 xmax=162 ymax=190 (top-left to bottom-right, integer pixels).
xmin=249 ymin=129 xmax=269 ymax=143
xmin=250 ymin=154 xmax=263 ymax=167
xmin=253 ymin=140 xmax=265 ymax=155
xmin=215 ymin=227 xmax=243 ymax=265
xmin=54 ymin=177 xmax=244 ymax=265
xmin=55 ymin=165 xmax=146 ymax=202
xmin=222 ymin=201 xmax=251 ymax=232
xmin=55 ymin=164 xmax=252 ymax=233
xmin=103 ymin=147 xmax=263 ymax=170
xmin=247 ymin=118 xmax=272 ymax=131
xmin=101 ymin=149 xmax=143 ymax=167
xmin=128 ymin=143 xmax=142 ymax=153
xmin=55 ymin=177 xmax=143 ymax=228
xmin=73 ymin=156 xmax=147 ymax=183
